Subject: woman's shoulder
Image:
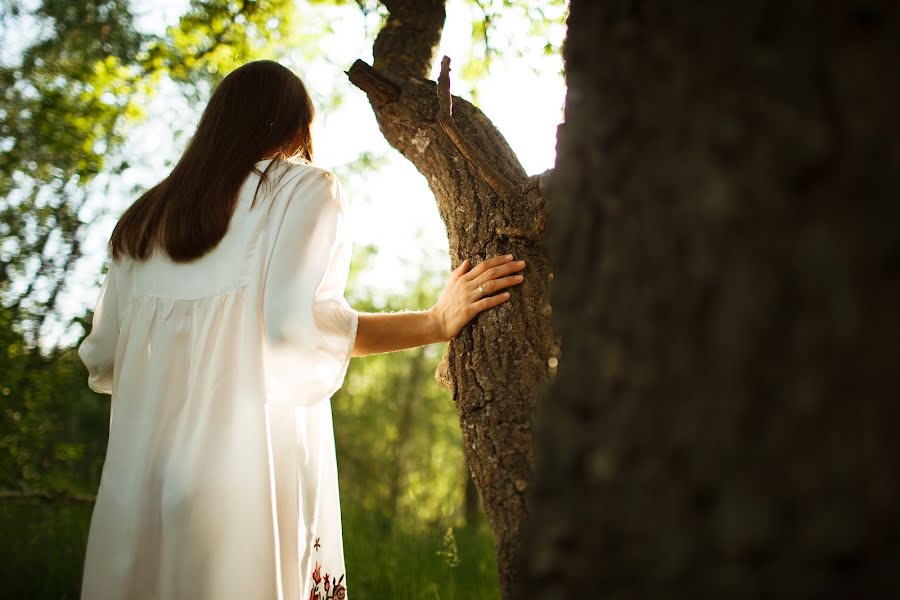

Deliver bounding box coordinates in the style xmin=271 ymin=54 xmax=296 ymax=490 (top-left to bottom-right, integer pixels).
xmin=264 ymin=160 xmax=345 ymax=215
xmin=260 ymin=158 xmax=337 ymax=191
xmin=253 ymin=159 xmax=345 ymax=230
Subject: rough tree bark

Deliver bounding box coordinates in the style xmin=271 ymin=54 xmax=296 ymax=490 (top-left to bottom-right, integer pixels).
xmin=346 ymin=0 xmax=558 ymax=595
xmin=516 ymin=1 xmax=900 ymax=598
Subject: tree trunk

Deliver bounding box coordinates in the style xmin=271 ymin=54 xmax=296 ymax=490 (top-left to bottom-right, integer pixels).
xmin=348 ymin=1 xmax=558 ymax=595
xmin=463 ymin=455 xmax=480 ymax=529
xmin=516 ymin=1 xmax=900 ymax=598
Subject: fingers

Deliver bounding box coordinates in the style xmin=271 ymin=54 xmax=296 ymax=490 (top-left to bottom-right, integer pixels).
xmin=461 ymin=254 xmax=516 ymax=282
xmin=473 ymin=274 xmax=524 ymax=298
xmin=471 ymin=259 xmax=526 ymax=287
xmin=451 ymin=258 xmax=470 ymax=280
xmin=472 ymin=291 xmax=511 ymax=313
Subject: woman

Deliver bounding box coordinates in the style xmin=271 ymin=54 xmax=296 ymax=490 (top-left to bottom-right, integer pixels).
xmin=77 ymin=59 xmax=525 ymax=599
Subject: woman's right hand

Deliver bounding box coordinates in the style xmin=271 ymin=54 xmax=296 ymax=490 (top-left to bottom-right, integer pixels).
xmin=428 ymin=254 xmax=527 ymax=342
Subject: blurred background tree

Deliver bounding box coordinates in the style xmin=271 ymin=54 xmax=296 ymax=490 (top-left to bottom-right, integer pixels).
xmin=0 ymin=0 xmax=566 ymax=597
xmin=517 ymin=1 xmax=900 ymax=598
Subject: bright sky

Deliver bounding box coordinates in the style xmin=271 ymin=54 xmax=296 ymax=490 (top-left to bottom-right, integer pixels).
xmin=39 ymin=0 xmax=566 ymax=348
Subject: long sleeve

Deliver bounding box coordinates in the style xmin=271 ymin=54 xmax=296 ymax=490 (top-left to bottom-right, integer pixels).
xmin=261 ymin=168 xmax=358 ymax=408
xmin=78 ymin=261 xmax=120 ymax=395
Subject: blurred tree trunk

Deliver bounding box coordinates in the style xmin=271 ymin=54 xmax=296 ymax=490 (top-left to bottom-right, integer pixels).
xmin=385 ymin=346 xmax=428 ymax=528
xmin=348 ymin=1 xmax=558 ymax=595
xmin=516 ymin=1 xmax=900 ymax=598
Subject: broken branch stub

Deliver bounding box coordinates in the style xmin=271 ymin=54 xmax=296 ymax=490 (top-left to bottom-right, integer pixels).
xmin=346 ymin=59 xmax=401 ymax=107
xmin=436 ymin=55 xmax=519 ymax=200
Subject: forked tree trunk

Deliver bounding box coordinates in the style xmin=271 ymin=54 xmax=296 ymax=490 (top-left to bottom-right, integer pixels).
xmin=347 ymin=1 xmax=558 ymax=595
xmin=516 ymin=1 xmax=900 ymax=598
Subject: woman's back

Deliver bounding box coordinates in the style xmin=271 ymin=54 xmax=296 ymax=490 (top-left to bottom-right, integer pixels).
xmin=79 ymin=158 xmax=357 ymax=600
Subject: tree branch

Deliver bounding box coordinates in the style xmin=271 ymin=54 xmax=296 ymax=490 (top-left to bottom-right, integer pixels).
xmin=437 ymin=56 xmax=518 ymax=199
xmin=346 ymin=59 xmax=400 ymax=107
xmin=373 ymin=0 xmax=446 ymax=78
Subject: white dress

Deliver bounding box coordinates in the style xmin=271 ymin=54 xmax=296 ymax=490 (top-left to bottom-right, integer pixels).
xmin=77 ymin=159 xmax=358 ymax=600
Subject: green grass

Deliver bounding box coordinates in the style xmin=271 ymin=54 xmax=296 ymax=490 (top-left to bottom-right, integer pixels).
xmin=342 ymin=510 xmax=500 ymax=599
xmin=0 ymin=501 xmax=500 ymax=599
xmin=0 ymin=500 xmax=92 ymax=600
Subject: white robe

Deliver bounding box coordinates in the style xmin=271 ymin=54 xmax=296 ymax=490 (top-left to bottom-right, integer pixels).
xmin=78 ymin=159 xmax=357 ymax=600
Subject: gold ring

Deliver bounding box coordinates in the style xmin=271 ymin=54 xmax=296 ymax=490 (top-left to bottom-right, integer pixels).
xmin=478 ymin=284 xmax=486 ymax=296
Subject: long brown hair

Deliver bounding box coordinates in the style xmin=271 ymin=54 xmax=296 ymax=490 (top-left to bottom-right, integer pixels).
xmin=109 ymin=60 xmax=315 ymax=262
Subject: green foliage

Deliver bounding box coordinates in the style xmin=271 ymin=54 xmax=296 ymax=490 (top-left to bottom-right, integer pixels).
xmin=152 ymin=0 xmax=305 ymax=87
xmin=1 ymin=0 xmax=146 ymax=346
xmin=0 ymin=305 xmax=109 ymax=494
xmin=1 ymin=1 xmax=144 ymax=191
xmin=459 ymin=0 xmax=567 ymax=103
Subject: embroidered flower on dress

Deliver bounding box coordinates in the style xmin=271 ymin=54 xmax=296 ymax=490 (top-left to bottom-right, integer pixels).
xmin=312 ymin=562 xmax=322 ymax=585
xmin=308 ymin=536 xmax=346 ymax=600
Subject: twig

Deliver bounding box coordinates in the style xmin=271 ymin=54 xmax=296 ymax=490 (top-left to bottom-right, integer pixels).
xmin=436 ymin=56 xmax=518 ymax=199
xmin=471 ymin=0 xmax=493 ymax=62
